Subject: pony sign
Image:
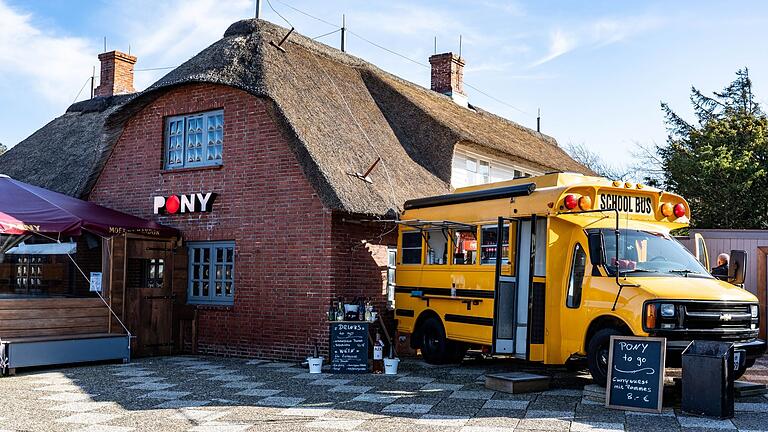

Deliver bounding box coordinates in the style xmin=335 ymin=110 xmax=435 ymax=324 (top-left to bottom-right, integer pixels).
xmin=153 ymin=192 xmax=217 ymax=215
xmin=606 ymin=335 xmax=666 ymax=413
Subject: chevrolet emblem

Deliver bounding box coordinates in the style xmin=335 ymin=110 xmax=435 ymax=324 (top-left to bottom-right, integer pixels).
xmin=719 ymin=313 xmax=733 ymax=321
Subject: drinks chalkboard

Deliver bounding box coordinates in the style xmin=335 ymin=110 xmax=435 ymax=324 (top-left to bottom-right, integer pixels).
xmin=329 ymin=321 xmax=369 ymax=373
xmin=606 ymin=335 xmax=666 ymax=413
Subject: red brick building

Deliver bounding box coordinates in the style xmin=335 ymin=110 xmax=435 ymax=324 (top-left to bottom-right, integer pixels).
xmin=0 ymin=19 xmax=589 ymax=360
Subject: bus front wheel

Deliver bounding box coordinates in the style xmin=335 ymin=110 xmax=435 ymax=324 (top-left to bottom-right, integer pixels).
xmin=419 ymin=317 xmax=451 ymax=364
xmin=587 ymin=328 xmax=623 ymax=387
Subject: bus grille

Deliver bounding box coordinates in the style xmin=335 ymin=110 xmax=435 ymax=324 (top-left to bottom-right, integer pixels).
xmin=668 ymin=302 xmax=758 ymax=341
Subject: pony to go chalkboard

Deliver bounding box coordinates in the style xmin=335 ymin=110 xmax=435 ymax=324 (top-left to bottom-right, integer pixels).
xmin=605 ymin=335 xmax=666 ymax=413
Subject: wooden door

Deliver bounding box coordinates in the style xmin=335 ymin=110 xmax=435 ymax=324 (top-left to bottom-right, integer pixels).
xmin=125 ymin=238 xmax=174 ymax=357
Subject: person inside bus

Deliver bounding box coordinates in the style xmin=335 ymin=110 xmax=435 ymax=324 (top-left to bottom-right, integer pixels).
xmin=711 ymin=253 xmax=729 ymax=281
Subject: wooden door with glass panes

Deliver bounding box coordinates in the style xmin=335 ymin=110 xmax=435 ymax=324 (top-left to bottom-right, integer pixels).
xmin=125 ymin=238 xmax=174 ymax=357
xmin=13 ymin=255 xmax=45 ymax=295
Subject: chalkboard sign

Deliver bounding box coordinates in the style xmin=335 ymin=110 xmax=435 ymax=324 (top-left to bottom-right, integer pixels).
xmin=606 ymin=335 xmax=666 ymax=413
xmin=330 ymin=321 xmax=369 ymax=373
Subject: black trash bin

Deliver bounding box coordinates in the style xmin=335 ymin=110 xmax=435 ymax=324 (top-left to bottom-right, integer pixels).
xmin=681 ymin=340 xmax=735 ymax=419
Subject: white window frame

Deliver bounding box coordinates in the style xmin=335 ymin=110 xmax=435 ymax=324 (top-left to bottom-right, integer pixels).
xmin=451 ymin=147 xmax=542 ymax=188
xmin=386 ymin=247 xmax=396 ymax=310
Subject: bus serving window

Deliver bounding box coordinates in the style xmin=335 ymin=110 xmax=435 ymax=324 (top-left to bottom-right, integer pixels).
xmin=453 ymin=228 xmax=477 ymax=265
xmin=426 ymin=231 xmax=448 ymax=265
xmin=480 ymin=225 xmax=509 ymax=265
xmin=401 ymin=232 xmax=422 ymax=264
xmin=566 ymin=243 xmax=586 ymax=308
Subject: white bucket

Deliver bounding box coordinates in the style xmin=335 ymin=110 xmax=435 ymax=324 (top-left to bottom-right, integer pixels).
xmin=384 ymin=358 xmax=400 ymax=375
xmin=307 ymin=357 xmax=324 ymax=374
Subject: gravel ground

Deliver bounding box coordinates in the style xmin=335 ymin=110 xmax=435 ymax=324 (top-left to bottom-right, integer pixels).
xmin=0 ymin=355 xmax=766 ymax=431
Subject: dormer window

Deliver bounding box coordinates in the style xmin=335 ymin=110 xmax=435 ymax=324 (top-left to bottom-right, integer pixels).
xmin=165 ymin=110 xmax=224 ymax=169
xmin=451 ymin=146 xmax=541 ymax=188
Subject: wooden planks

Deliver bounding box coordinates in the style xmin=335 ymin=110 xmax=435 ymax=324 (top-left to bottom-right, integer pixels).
xmin=0 ymin=298 xmax=104 ymax=310
xmin=0 ymin=297 xmax=108 ymax=339
xmin=109 ymin=235 xmax=127 ymax=333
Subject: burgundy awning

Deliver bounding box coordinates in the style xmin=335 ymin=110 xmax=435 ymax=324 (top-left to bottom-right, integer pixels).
xmin=0 ymin=175 xmax=178 ymax=237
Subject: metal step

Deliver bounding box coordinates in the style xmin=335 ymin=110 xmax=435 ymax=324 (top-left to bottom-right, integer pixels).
xmin=484 ymin=371 xmax=549 ymax=394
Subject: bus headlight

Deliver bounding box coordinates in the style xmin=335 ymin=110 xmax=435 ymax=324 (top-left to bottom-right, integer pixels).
xmin=751 ymin=305 xmax=758 ymax=319
xmin=660 ymin=303 xmax=676 ymax=317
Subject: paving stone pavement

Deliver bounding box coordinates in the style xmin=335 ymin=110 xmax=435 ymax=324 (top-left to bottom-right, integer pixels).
xmin=0 ymin=355 xmax=767 ymax=431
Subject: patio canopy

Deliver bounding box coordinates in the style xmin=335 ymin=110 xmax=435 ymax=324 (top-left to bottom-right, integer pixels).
xmin=0 ymin=175 xmax=178 ymax=237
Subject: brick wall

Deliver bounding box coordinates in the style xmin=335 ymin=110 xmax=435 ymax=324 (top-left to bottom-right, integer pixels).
xmin=95 ymin=51 xmax=137 ymax=97
xmin=330 ymin=214 xmax=398 ymax=344
xmin=90 ymin=83 xmax=338 ymax=360
xmin=429 ymin=52 xmax=465 ymax=96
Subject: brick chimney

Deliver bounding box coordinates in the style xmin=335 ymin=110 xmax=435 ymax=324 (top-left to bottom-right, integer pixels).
xmin=429 ymin=52 xmax=468 ymax=107
xmin=94 ymin=50 xmax=137 ymax=98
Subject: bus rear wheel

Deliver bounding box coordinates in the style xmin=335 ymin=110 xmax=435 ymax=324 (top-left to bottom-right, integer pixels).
xmin=587 ymin=328 xmax=623 ymax=387
xmin=420 ymin=317 xmax=451 ymax=364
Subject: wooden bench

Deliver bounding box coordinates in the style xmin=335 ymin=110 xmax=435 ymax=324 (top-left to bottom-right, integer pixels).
xmin=0 ymin=298 xmax=129 ymax=375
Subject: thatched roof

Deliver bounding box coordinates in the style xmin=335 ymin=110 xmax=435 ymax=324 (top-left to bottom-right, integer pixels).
xmin=3 ymin=19 xmax=590 ymax=216
xmin=0 ymin=95 xmax=132 ymax=198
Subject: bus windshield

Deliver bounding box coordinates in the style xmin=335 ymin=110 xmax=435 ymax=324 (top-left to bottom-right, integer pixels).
xmin=589 ymin=228 xmax=712 ymax=278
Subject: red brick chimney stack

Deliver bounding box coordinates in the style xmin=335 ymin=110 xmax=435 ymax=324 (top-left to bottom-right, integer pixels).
xmin=429 ymin=52 xmax=467 ymax=107
xmin=94 ymin=50 xmax=137 ymax=98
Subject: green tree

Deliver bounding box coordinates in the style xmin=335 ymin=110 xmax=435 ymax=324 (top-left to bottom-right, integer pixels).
xmin=659 ymin=68 xmax=768 ymax=229
xmin=0 ymin=143 xmax=6 ymax=156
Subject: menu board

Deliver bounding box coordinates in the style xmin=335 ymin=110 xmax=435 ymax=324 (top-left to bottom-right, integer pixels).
xmin=606 ymin=335 xmax=666 ymax=413
xmin=330 ymin=321 xmax=369 ymax=373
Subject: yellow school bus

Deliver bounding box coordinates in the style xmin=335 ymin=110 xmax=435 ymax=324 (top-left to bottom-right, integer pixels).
xmin=395 ymin=172 xmax=765 ymax=385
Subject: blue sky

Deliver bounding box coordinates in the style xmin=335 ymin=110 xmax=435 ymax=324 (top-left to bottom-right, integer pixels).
xmin=1 ymin=0 xmax=767 ymax=166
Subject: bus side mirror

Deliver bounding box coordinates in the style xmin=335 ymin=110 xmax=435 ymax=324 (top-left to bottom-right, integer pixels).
xmin=729 ymin=249 xmax=747 ymax=286
xmin=588 ymin=232 xmax=605 ymax=267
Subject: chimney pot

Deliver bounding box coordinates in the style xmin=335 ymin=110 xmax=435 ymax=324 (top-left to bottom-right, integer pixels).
xmin=429 ymin=52 xmax=467 ymax=106
xmin=94 ymin=50 xmax=137 ymax=98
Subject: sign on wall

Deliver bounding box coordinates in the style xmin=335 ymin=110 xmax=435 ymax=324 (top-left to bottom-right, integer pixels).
xmin=606 ymin=335 xmax=666 ymax=413
xmin=90 ymin=272 xmax=103 ymax=293
xmin=153 ymin=193 xmax=217 ymax=215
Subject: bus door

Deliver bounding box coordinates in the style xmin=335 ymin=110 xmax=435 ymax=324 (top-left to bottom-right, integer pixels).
xmin=493 ymin=216 xmax=544 ymax=360
xmin=492 ymin=217 xmax=518 ymax=354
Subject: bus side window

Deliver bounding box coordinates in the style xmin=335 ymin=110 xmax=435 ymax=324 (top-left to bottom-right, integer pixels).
xmin=480 ymin=225 xmax=509 ymax=265
xmin=566 ymin=243 xmax=587 ymax=308
xmin=453 ymin=228 xmax=477 ymax=265
xmin=401 ymin=232 xmax=422 ymax=264
xmin=696 ymin=235 xmax=709 ymax=269
xmin=426 ymin=231 xmax=448 ymax=265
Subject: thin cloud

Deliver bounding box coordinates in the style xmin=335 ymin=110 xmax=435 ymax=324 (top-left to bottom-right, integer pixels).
xmin=109 ymin=0 xmax=253 ymax=89
xmin=0 ymin=1 xmax=95 ymax=105
xmin=478 ymin=1 xmax=526 ymax=17
xmin=590 ymin=16 xmax=664 ymax=47
xmin=529 ymin=29 xmax=577 ymax=67
xmin=346 ymin=3 xmax=503 ymax=49
xmin=529 ymin=15 xmax=663 ymax=68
